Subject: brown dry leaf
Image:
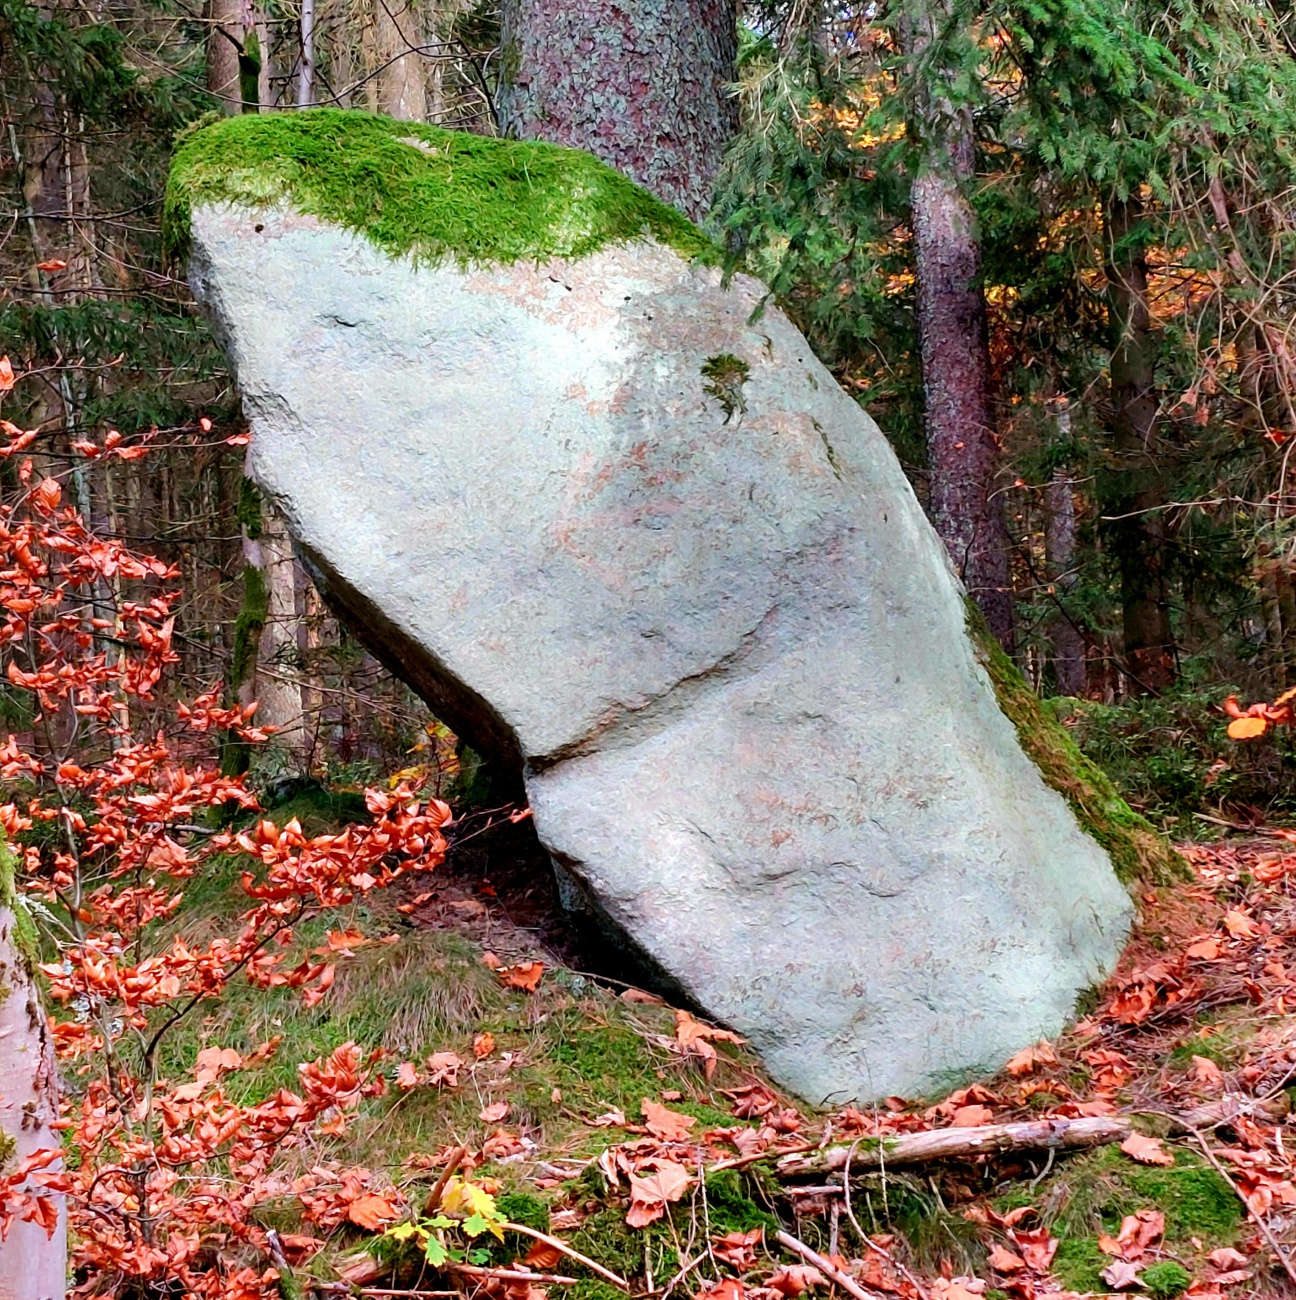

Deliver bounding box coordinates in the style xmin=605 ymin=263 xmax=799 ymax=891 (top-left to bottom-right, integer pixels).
xmin=695 ymin=1280 xmax=747 ymax=1300
xmin=675 ymin=1009 xmax=745 ymax=1077
xmin=426 ymin=1051 xmax=465 ymax=1086
xmin=347 ymin=1194 xmax=400 ymax=1230
xmin=951 ymin=1104 xmax=994 ymax=1127
xmin=1100 ymin=1260 xmax=1144 ymax=1290
xmin=473 ymin=1032 xmax=496 ymax=1059
xmin=1223 ymin=909 xmax=1261 ymax=939
xmin=1113 ymin=1209 xmax=1165 ymax=1259
xmin=1186 ymin=936 xmax=1223 ymax=960
xmin=395 ymin=1061 xmax=420 ymax=1090
xmin=590 ymin=1108 xmax=628 ymax=1127
xmin=482 ymin=951 xmax=502 ymax=970
xmin=626 ymin=1159 xmax=691 ymax=1227
xmin=713 ymin=1227 xmax=763 ymax=1269
xmin=1010 ymin=1226 xmax=1058 ymax=1272
xmin=1190 ymin=1055 xmax=1226 ymax=1091
xmin=194 ymin=1046 xmax=241 ymax=1078
xmin=643 ymin=1098 xmax=698 ymax=1142
xmin=524 ymin=1242 xmax=565 ymax=1271
xmin=479 ymin=1100 xmax=510 ymax=1122
xmin=482 ymin=1128 xmax=525 ymax=1159
xmin=1005 ymin=1042 xmax=1059 ymax=1077
xmin=766 ymin=1266 xmax=826 ymax=1297
xmin=620 ymin=988 xmax=665 ymax=1005
xmin=987 ymin=1244 xmax=1026 ymax=1273
xmin=1209 ymin=1248 xmax=1248 ymax=1270
xmin=324 ymin=928 xmax=368 ymax=951
xmin=500 ymin=961 xmax=545 ymax=992
xmin=1121 ymin=1132 xmax=1175 ymax=1167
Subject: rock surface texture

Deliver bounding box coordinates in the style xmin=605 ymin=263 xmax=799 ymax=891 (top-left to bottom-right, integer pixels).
xmin=181 ymin=116 xmax=1134 ymax=1103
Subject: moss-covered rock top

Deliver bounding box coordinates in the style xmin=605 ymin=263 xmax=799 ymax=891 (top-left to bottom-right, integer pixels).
xmin=165 ymin=108 xmax=718 ymax=268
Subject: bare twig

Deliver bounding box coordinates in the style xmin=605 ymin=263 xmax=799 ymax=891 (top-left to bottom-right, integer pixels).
xmin=774 ymin=1230 xmax=888 ymax=1300
xmin=425 ymin=1144 xmax=469 ymax=1215
xmin=501 ymin=1221 xmax=631 ymax=1291
xmin=448 ymin=1264 xmax=580 ymax=1285
xmin=1187 ymin=1128 xmax=1296 ymax=1287
xmin=842 ymin=1142 xmax=930 ymax=1300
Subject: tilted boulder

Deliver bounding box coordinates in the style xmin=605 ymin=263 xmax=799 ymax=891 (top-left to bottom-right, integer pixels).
xmin=171 ymin=109 xmax=1151 ymax=1103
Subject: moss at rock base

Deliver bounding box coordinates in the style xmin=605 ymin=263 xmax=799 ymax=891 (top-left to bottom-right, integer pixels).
xmin=966 ymin=603 xmax=1185 ymax=886
xmin=165 ymin=109 xmax=717 ymax=269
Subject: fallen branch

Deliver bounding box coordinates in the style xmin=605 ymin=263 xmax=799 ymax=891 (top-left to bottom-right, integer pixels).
xmin=1174 ymin=1094 xmax=1290 ymax=1132
xmin=776 ymin=1116 xmax=1131 ymax=1177
xmin=501 ymin=1221 xmax=631 ymax=1291
xmin=448 ymin=1264 xmax=580 ymax=1285
xmin=774 ymin=1230 xmax=888 ymax=1300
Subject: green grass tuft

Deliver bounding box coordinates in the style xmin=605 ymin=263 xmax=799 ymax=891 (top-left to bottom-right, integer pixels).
xmin=165 ymin=108 xmax=718 ymax=268
xmin=965 ymin=601 xmax=1186 ymax=885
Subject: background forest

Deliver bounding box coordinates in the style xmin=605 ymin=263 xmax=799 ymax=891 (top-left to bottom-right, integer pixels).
xmin=12 ymin=2 xmax=1296 ymax=1298
xmin=7 ymin=0 xmax=1296 ymax=829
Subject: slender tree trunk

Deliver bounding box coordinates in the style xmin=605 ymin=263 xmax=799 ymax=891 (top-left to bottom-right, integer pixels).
xmin=1103 ymin=193 xmax=1176 ymax=694
xmin=297 ymin=0 xmax=316 ymax=105
xmin=259 ymin=504 xmax=308 ymax=764
xmin=0 ymin=861 xmax=64 ymax=1300
xmin=375 ymin=0 xmax=427 ymax=120
xmin=496 ymin=0 xmax=738 ymax=219
xmin=901 ymin=3 xmax=1015 ymax=648
xmin=1045 ymin=465 xmax=1087 ymax=696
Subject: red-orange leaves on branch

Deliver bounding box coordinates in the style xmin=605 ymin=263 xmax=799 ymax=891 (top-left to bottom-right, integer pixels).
xmin=0 ymin=468 xmax=448 ymax=1298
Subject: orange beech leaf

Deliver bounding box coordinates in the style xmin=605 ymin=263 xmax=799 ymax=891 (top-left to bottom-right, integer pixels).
xmin=766 ymin=1266 xmax=826 ymax=1297
xmin=642 ymin=1098 xmax=697 ymax=1142
xmin=347 ymin=1193 xmax=400 ymax=1230
xmin=395 ymin=1061 xmax=421 ymax=1090
xmin=479 ymin=1100 xmax=510 ymax=1122
xmin=1228 ymin=716 xmax=1268 ymax=740
xmin=987 ymin=1244 xmax=1026 ymax=1272
xmin=696 ymin=1279 xmax=747 ymax=1300
xmin=1005 ymin=1041 xmax=1058 ymax=1077
xmin=473 ymin=1032 xmax=496 ymax=1058
xmin=1121 ymin=1133 xmax=1175 ymax=1167
xmin=0 ymin=356 xmax=13 ymax=391
xmin=500 ymin=961 xmax=544 ymax=991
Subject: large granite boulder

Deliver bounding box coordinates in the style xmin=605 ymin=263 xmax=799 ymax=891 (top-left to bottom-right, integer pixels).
xmin=172 ymin=110 xmax=1139 ymax=1103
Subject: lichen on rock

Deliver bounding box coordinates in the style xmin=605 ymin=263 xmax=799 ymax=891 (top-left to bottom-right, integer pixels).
xmin=164 ymin=107 xmax=717 ymax=268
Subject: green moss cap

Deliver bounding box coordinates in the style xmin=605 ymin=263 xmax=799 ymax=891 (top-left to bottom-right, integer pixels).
xmin=165 ymin=108 xmax=717 ymax=268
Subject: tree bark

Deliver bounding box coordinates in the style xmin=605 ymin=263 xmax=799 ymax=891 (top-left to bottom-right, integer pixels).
xmin=297 ymin=0 xmax=315 ymax=106
xmin=375 ymin=0 xmax=427 ymax=120
xmin=496 ymin=0 xmax=738 ymax=220
xmin=901 ymin=3 xmax=1015 ymax=648
xmin=206 ymin=0 xmax=243 ymax=112
xmin=1044 ymin=400 xmax=1086 ymax=696
xmin=1103 ymin=194 xmax=1176 ymax=694
xmin=0 ymin=876 xmax=65 ymax=1300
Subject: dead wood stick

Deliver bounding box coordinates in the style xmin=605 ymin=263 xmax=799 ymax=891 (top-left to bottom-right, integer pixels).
xmin=842 ymin=1143 xmax=929 ymax=1300
xmin=501 ymin=1221 xmax=631 ymax=1291
xmin=1173 ymin=1093 xmax=1291 ymax=1132
xmin=774 ymin=1230 xmax=888 ymax=1300
xmin=448 ymin=1264 xmax=581 ymax=1285
xmin=776 ymin=1116 xmax=1130 ymax=1177
xmin=1186 ymin=1130 xmax=1296 ymax=1288
xmin=426 ymin=1143 xmax=470 ymax=1215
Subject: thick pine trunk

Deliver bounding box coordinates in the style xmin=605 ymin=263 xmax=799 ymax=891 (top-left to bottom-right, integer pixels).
xmin=0 ymin=873 xmax=64 ymax=1300
xmin=205 ymin=0 xmax=243 ymax=112
xmin=1103 ymin=194 xmax=1176 ymax=694
xmin=496 ymin=0 xmax=738 ymax=219
xmin=901 ymin=5 xmax=1014 ymax=648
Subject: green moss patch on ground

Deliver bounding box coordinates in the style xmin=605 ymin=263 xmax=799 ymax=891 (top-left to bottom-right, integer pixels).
xmin=165 ymin=108 xmax=717 ymax=269
xmin=966 ymin=602 xmax=1186 ymax=885
xmin=999 ymin=1144 xmax=1242 ymax=1293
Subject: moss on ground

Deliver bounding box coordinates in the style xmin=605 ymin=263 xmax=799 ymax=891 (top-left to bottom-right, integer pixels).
xmin=165 ymin=108 xmax=717 ymax=268
xmin=966 ymin=602 xmax=1185 ymax=885
xmin=999 ymin=1144 xmax=1241 ymax=1293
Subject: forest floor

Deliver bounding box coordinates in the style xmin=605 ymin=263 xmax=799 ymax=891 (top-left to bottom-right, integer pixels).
xmin=171 ymin=793 xmax=1296 ymax=1300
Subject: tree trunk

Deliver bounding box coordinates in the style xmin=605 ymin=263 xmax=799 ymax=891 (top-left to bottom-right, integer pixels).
xmin=496 ymin=0 xmax=738 ymax=220
xmin=0 ymin=861 xmax=64 ymax=1300
xmin=375 ymin=0 xmax=427 ymax=121
xmin=206 ymin=0 xmax=243 ymax=112
xmin=258 ymin=504 xmax=308 ymax=764
xmin=1045 ymin=467 xmax=1087 ymax=696
xmin=901 ymin=2 xmax=1015 ymax=649
xmin=1103 ymin=194 xmax=1176 ymax=694
xmin=297 ymin=0 xmax=316 ymax=105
